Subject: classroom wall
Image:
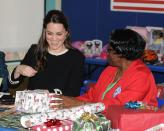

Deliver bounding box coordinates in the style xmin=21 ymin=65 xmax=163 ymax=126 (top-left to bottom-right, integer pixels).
xmin=62 ymin=0 xmax=164 ymax=45
xmin=0 ymin=0 xmax=44 ymax=51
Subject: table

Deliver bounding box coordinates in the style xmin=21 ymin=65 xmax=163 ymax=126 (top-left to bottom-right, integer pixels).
xmin=85 ymin=58 xmax=164 ymax=83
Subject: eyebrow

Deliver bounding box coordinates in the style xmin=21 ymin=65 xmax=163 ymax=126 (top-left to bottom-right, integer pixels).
xmin=46 ymin=30 xmax=66 ymax=34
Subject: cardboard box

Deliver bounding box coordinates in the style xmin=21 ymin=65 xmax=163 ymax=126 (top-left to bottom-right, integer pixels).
xmin=106 ymin=105 xmax=164 ymax=131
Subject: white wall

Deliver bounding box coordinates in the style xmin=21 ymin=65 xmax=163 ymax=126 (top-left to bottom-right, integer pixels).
xmin=0 ymin=0 xmax=44 ymax=51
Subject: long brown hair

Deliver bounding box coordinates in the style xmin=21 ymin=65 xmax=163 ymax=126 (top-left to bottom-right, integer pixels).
xmin=35 ymin=10 xmax=73 ymax=70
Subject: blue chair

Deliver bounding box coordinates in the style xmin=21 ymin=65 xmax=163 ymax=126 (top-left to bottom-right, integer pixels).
xmin=157 ymin=98 xmax=164 ymax=108
xmin=80 ymin=80 xmax=96 ymax=95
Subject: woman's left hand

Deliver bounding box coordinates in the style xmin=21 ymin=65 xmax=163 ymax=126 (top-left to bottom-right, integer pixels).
xmin=49 ymin=95 xmax=87 ymax=110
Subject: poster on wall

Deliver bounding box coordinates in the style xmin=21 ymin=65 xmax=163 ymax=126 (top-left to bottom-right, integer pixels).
xmin=111 ymin=0 xmax=164 ymax=14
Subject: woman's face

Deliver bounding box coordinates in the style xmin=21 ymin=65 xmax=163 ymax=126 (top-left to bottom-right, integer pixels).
xmin=107 ymin=46 xmax=121 ymax=67
xmin=45 ymin=22 xmax=68 ymax=52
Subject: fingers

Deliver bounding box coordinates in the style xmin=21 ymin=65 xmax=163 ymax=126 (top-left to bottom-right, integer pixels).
xmin=49 ymin=93 xmax=64 ymax=110
xmin=50 ymin=103 xmax=65 ymax=109
xmin=17 ymin=65 xmax=38 ymax=77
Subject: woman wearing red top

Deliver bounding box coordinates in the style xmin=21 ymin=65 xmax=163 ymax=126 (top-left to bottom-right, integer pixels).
xmin=53 ymin=29 xmax=158 ymax=113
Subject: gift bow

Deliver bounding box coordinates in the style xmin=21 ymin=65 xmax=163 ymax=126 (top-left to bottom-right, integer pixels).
xmin=81 ymin=112 xmax=98 ymax=122
xmin=125 ymin=101 xmax=158 ymax=111
xmin=44 ymin=119 xmax=61 ymax=127
xmin=73 ymin=112 xmax=110 ymax=131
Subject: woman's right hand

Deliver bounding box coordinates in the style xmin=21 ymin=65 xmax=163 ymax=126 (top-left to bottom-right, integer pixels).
xmin=14 ymin=65 xmax=38 ymax=79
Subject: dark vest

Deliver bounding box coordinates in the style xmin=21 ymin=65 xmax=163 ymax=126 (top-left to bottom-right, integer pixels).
xmin=0 ymin=51 xmax=9 ymax=92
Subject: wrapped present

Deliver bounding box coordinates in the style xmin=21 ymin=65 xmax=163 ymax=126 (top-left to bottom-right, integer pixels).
xmin=15 ymin=90 xmax=53 ymax=113
xmin=72 ymin=112 xmax=111 ymax=131
xmin=31 ymin=119 xmax=73 ymax=131
xmin=106 ymin=105 xmax=164 ymax=131
xmin=20 ymin=102 xmax=105 ymax=128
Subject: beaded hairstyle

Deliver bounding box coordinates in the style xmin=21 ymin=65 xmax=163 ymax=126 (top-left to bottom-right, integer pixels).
xmin=109 ymin=29 xmax=146 ymax=60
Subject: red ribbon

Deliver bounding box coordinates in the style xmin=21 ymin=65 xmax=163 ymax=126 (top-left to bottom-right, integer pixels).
xmin=44 ymin=119 xmax=62 ymax=127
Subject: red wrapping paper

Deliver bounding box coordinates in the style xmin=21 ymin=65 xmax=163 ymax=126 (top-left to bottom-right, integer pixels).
xmin=106 ymin=105 xmax=164 ymax=131
xmin=31 ymin=119 xmax=73 ymax=131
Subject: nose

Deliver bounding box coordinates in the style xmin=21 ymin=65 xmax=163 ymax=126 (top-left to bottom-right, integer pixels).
xmin=50 ymin=34 xmax=59 ymax=41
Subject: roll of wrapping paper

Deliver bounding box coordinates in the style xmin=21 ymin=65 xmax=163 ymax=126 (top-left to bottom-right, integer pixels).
xmin=20 ymin=102 xmax=105 ymax=128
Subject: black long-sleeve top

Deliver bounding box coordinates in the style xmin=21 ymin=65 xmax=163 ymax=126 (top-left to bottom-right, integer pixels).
xmin=11 ymin=44 xmax=85 ymax=96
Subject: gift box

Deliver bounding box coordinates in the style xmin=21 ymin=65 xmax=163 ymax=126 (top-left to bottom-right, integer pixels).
xmin=72 ymin=112 xmax=111 ymax=131
xmin=106 ymin=105 xmax=164 ymax=131
xmin=15 ymin=90 xmax=52 ymax=113
xmin=31 ymin=119 xmax=73 ymax=131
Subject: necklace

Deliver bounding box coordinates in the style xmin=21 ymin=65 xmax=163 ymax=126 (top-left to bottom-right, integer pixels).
xmin=48 ymin=48 xmax=68 ymax=56
xmin=101 ymin=69 xmax=121 ymax=100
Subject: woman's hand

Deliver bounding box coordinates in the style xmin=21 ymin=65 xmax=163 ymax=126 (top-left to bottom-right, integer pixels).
xmin=49 ymin=95 xmax=89 ymax=110
xmin=14 ymin=65 xmax=38 ymax=79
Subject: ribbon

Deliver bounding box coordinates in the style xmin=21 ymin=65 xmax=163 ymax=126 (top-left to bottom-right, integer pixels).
xmin=125 ymin=101 xmax=158 ymax=111
xmin=81 ymin=112 xmax=98 ymax=122
xmin=44 ymin=119 xmax=61 ymax=127
xmin=72 ymin=112 xmax=110 ymax=131
xmin=125 ymin=101 xmax=142 ymax=109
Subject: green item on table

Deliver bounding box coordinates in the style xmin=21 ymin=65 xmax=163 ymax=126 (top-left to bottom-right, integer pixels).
xmin=72 ymin=112 xmax=110 ymax=131
xmin=0 ymin=111 xmax=29 ymax=131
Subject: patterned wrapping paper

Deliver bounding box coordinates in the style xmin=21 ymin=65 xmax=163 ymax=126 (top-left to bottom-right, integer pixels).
xmin=20 ymin=102 xmax=105 ymax=128
xmin=15 ymin=90 xmax=53 ymax=113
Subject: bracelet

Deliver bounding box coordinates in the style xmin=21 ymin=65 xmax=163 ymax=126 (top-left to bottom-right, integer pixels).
xmin=8 ymin=74 xmax=19 ymax=85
